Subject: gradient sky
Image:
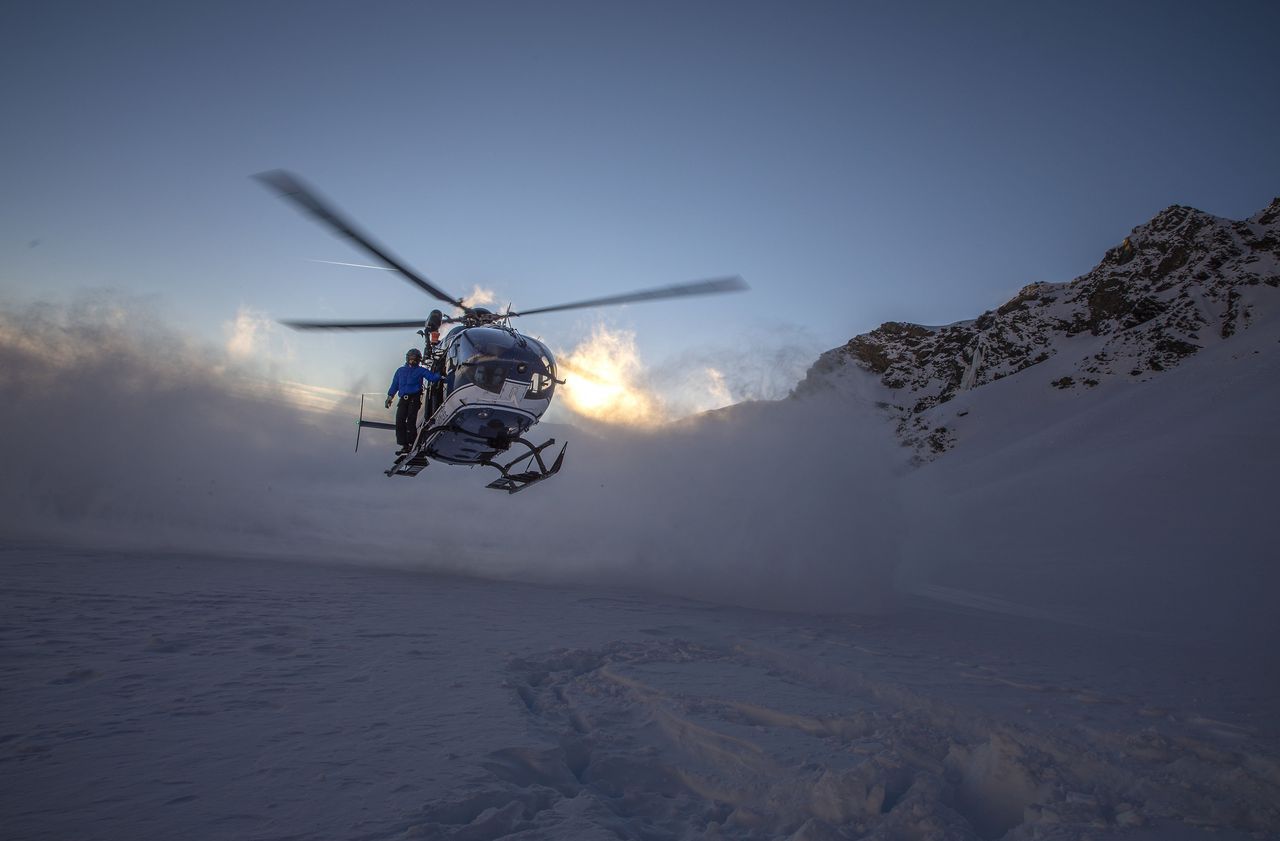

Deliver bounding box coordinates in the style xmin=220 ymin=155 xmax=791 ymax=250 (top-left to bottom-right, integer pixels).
xmin=2 ymin=0 xmax=1277 ymax=395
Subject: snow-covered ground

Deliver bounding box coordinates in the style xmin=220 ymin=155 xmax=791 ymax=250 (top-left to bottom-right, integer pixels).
xmin=2 ymin=296 xmax=1279 ymax=839
xmin=4 ymin=545 xmax=1276 ymax=841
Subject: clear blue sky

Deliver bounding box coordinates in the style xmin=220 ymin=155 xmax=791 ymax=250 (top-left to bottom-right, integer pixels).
xmin=3 ymin=0 xmax=1277 ymax=392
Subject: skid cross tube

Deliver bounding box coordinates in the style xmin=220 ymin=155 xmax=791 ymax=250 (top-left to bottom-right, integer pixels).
xmin=483 ymin=437 xmax=568 ymax=494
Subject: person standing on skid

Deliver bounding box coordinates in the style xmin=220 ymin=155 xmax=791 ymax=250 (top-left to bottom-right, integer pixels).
xmin=385 ymin=347 xmax=442 ymax=454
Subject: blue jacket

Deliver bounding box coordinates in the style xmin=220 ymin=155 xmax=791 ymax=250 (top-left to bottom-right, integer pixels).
xmin=388 ymin=364 xmax=442 ymax=398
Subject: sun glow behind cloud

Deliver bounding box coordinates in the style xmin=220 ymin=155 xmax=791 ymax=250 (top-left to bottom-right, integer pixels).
xmin=555 ymin=325 xmax=738 ymax=426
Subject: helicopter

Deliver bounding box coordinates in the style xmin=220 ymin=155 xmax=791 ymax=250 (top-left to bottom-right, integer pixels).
xmin=255 ymin=170 xmax=747 ymax=493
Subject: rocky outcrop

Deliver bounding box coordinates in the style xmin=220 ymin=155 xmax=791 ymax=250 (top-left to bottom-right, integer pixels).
xmin=799 ymin=198 xmax=1280 ymax=460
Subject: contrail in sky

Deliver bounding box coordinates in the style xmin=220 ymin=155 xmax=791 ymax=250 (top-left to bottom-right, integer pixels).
xmin=308 ymin=258 xmax=395 ymax=271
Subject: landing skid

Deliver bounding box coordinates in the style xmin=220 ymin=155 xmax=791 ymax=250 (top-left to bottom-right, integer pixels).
xmin=483 ymin=437 xmax=568 ymax=494
xmin=384 ymin=422 xmax=449 ymax=478
xmin=383 ymin=426 xmax=567 ymax=493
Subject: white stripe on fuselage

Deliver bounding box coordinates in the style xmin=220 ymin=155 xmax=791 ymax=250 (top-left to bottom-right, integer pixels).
xmin=422 ymin=380 xmax=549 ymax=440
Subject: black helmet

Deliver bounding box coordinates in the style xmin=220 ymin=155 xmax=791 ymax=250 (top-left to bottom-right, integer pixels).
xmin=406 ymin=347 xmax=422 ymax=362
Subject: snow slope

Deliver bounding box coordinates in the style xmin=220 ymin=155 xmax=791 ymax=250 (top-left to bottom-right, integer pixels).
xmin=896 ymin=304 xmax=1280 ymax=645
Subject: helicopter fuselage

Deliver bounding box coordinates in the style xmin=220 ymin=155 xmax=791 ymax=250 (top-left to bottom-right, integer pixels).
xmin=414 ymin=324 xmax=557 ymax=466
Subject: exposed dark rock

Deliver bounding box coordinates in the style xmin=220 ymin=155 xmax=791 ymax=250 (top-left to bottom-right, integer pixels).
xmin=1153 ymin=245 xmax=1190 ymax=280
xmin=1080 ymin=277 xmax=1131 ymax=333
xmin=1153 ymin=336 xmax=1199 ymax=361
xmin=926 ymin=426 xmax=953 ymax=453
xmin=847 ymin=336 xmax=892 ymax=374
xmin=1222 ymin=290 xmax=1241 ymax=339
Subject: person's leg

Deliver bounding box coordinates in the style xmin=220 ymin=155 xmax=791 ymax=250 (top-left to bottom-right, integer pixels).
xmin=395 ymin=398 xmax=412 ymax=447
xmin=405 ymin=395 xmax=421 ymax=448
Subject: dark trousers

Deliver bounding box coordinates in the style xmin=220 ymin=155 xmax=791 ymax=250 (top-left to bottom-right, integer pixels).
xmin=395 ymin=393 xmax=421 ymax=446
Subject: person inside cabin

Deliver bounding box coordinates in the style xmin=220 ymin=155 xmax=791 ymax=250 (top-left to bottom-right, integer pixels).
xmin=386 ymin=347 xmax=442 ymax=455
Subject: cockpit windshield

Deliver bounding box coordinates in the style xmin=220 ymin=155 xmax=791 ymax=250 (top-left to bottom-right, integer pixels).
xmin=445 ymin=327 xmax=557 ymax=399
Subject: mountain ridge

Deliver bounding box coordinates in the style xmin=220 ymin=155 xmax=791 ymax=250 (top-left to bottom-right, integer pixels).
xmin=799 ymin=197 xmax=1280 ymax=459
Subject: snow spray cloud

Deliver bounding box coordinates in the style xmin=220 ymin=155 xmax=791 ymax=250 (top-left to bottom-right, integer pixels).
xmin=459 ymin=386 xmax=907 ymax=614
xmin=553 ymin=324 xmax=820 ymax=426
xmin=485 ymin=323 xmax=904 ymax=612
xmin=0 ymin=295 xmax=435 ymax=559
xmin=0 ymin=296 xmax=905 ymax=614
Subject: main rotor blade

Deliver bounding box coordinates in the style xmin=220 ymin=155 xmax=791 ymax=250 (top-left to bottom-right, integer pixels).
xmin=255 ymin=170 xmax=464 ymax=308
xmin=509 ymin=275 xmax=748 ymax=318
xmin=280 ymin=318 xmax=429 ymax=332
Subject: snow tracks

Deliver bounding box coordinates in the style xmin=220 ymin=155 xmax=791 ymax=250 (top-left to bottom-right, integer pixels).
xmin=400 ymin=624 xmax=1280 ymax=841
